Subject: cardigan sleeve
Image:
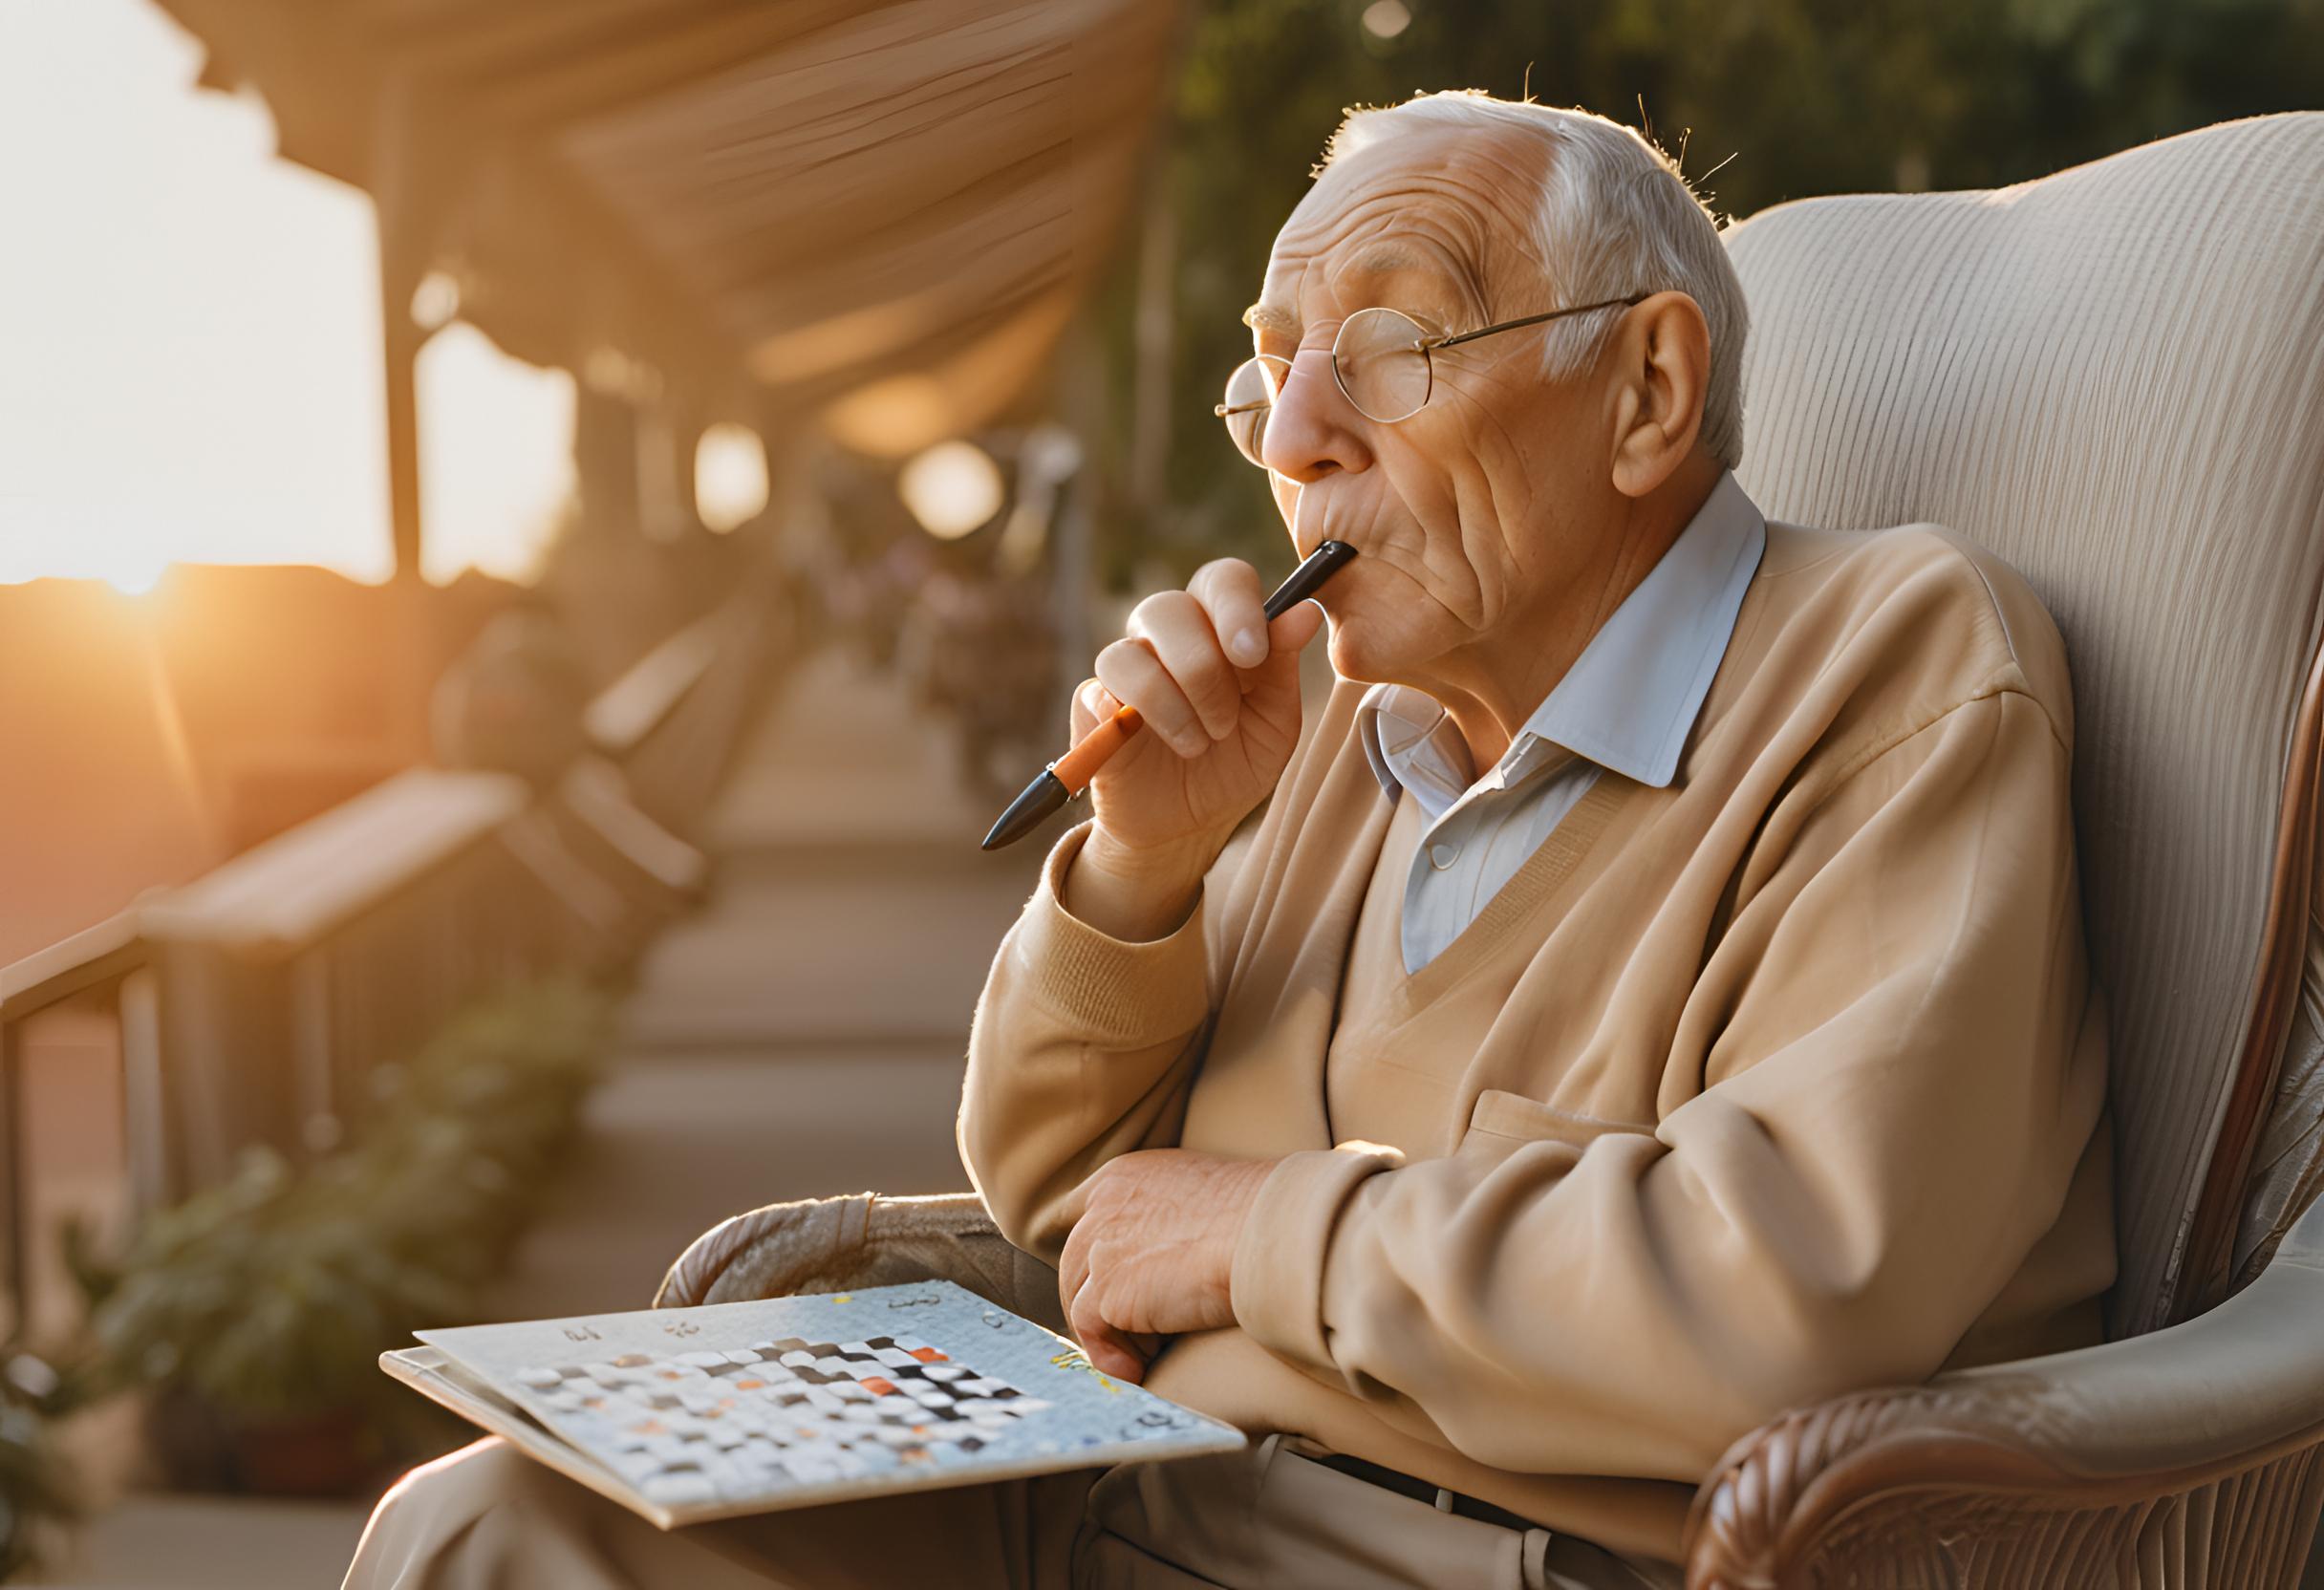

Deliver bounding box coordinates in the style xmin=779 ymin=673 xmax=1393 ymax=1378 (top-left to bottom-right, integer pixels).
xmin=958 ymin=818 xmax=1256 ymax=1263
xmin=1229 ymin=688 xmax=2113 ymax=1481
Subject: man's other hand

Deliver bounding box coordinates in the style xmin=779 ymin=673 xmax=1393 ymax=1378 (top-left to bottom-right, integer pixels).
xmin=1056 ymin=1150 xmax=1277 ymax=1384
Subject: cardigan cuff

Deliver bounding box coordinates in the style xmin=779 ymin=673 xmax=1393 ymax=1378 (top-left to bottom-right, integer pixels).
xmin=1010 ymin=822 xmax=1212 ymax=1044
xmin=1231 ymin=1142 xmax=1404 ymax=1373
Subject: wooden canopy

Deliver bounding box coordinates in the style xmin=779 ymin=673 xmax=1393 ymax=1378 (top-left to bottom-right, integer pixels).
xmin=153 ymin=0 xmax=1181 ymax=568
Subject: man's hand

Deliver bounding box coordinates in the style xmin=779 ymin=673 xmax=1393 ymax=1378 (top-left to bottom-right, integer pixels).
xmin=1082 ymin=559 xmax=1323 ymax=854
xmin=1057 ymin=1150 xmax=1278 ymax=1383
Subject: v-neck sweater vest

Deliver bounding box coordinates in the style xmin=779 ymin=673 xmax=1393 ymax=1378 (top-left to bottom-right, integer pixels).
xmin=960 ymin=522 xmax=2116 ymax=1563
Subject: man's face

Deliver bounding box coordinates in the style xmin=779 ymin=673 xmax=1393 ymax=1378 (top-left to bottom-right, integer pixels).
xmin=1248 ymin=124 xmax=1609 ymax=686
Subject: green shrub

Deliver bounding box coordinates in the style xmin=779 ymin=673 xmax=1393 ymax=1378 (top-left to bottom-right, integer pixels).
xmin=78 ymin=976 xmax=612 ymax=1422
xmin=0 ymin=1348 xmax=91 ymax=1581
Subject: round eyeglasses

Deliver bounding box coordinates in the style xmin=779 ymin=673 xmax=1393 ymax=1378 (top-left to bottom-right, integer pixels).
xmin=1214 ymin=293 xmax=1649 ymax=467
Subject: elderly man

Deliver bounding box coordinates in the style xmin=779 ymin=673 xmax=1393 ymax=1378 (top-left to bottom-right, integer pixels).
xmin=346 ymin=91 xmax=2113 ymax=1590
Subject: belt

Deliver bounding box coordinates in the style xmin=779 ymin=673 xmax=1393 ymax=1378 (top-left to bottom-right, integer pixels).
xmin=1311 ymin=1451 xmax=1542 ymax=1535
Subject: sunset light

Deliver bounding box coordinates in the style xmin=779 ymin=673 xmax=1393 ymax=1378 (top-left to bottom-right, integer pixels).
xmin=97 ymin=548 xmax=172 ymax=597
xmin=4 ymin=0 xmax=2316 ymax=1580
xmin=0 ymin=0 xmax=572 ymax=589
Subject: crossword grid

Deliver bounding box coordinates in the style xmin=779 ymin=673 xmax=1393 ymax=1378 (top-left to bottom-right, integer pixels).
xmin=516 ymin=1334 xmax=1053 ymax=1507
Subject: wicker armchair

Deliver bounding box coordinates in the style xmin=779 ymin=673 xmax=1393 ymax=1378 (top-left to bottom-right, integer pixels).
xmin=664 ymin=114 xmax=2324 ymax=1588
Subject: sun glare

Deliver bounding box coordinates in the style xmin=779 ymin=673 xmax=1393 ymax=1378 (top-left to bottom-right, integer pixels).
xmin=417 ymin=323 xmax=577 ymax=586
xmin=898 ymin=440 xmax=1005 ymax=541
xmin=0 ymin=0 xmax=580 ymax=589
xmin=0 ymin=511 xmax=183 ymax=593
xmin=696 ymin=423 xmax=771 ymax=534
xmin=102 ymin=550 xmax=172 ymax=596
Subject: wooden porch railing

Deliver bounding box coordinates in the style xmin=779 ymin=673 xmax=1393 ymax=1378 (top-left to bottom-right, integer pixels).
xmin=0 ymin=579 xmax=785 ymax=1341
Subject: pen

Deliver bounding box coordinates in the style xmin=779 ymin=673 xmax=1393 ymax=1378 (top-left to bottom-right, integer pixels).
xmin=980 ymin=540 xmax=1358 ymax=851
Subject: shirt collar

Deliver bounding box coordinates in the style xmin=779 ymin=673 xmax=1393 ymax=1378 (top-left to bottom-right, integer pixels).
xmin=1357 ymin=469 xmax=1766 ymax=813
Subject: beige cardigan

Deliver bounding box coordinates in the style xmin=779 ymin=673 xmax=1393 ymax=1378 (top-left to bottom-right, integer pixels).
xmin=958 ymin=521 xmax=2117 ymax=1562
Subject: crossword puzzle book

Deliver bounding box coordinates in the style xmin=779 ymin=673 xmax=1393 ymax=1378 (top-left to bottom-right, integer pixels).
xmin=380 ymin=1279 xmax=1246 ymax=1529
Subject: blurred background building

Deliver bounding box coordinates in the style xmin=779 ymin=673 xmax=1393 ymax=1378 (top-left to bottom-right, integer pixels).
xmin=0 ymin=0 xmax=2316 ymax=1581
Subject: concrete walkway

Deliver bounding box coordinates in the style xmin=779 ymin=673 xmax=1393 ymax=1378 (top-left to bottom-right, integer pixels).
xmin=38 ymin=646 xmax=1056 ymax=1587
xmin=484 ymin=644 xmax=1046 ymax=1321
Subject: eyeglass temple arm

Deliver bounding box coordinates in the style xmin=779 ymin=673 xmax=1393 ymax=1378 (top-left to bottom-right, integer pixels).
xmin=1422 ymin=292 xmax=1651 ymax=353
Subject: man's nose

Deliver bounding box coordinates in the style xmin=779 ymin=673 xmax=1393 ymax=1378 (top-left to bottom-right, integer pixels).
xmin=1259 ymin=349 xmax=1372 ymax=483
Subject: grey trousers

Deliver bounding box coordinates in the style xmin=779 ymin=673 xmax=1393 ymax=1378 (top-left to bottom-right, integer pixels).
xmin=343 ymin=1433 xmax=1682 ymax=1590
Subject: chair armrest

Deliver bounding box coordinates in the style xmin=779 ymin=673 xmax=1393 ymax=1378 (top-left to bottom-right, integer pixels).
xmin=654 ymin=1191 xmax=1068 ymax=1334
xmin=1686 ymin=1195 xmax=2324 ymax=1588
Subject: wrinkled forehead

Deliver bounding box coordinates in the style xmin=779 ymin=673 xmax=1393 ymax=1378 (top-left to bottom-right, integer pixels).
xmin=1247 ymin=126 xmax=1553 ymax=341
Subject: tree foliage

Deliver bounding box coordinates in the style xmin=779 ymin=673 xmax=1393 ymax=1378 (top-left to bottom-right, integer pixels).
xmin=1087 ymin=0 xmax=2321 ymax=576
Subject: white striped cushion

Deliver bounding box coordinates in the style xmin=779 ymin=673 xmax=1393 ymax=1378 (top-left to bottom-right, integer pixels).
xmin=1725 ymin=113 xmax=2324 ymax=1338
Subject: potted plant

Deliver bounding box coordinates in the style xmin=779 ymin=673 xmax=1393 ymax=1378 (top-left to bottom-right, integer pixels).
xmin=75 ymin=978 xmax=609 ymax=1496
xmin=0 ymin=1347 xmax=87 ymax=1583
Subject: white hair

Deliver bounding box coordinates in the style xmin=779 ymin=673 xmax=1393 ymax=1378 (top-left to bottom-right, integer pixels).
xmin=1323 ymin=92 xmax=1750 ymax=470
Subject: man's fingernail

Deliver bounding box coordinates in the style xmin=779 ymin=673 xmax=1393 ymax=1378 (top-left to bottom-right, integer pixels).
xmin=1234 ymin=626 xmax=1265 ymax=665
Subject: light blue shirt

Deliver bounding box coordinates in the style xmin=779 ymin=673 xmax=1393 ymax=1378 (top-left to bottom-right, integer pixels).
xmin=1356 ymin=470 xmax=1767 ymax=973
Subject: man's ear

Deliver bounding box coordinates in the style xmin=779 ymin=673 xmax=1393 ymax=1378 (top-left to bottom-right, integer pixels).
xmin=1604 ymin=290 xmax=1711 ymax=500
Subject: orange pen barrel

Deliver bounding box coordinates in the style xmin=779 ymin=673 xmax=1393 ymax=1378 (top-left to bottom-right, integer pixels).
xmin=979 ymin=541 xmax=1353 ymax=851
xmin=1051 ymin=704 xmax=1144 ymax=794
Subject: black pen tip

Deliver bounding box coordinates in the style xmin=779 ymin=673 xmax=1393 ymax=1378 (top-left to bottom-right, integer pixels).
xmin=981 ymin=770 xmax=1074 ymax=850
